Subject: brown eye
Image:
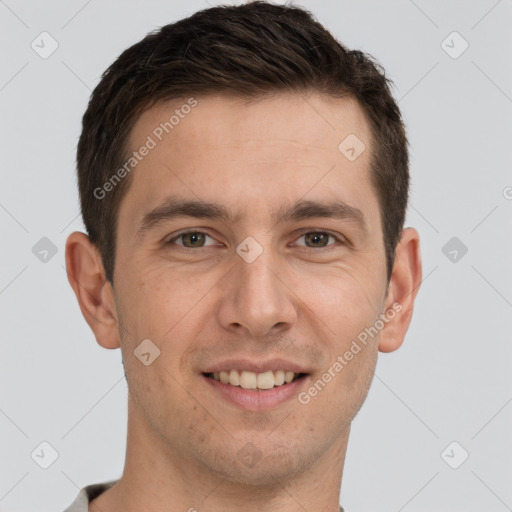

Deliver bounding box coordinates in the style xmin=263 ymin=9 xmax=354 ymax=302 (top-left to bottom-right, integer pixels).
xmin=167 ymin=231 xmax=216 ymax=248
xmin=303 ymin=232 xmax=331 ymax=247
xmin=295 ymin=231 xmax=339 ymax=248
xmin=181 ymin=232 xmax=206 ymax=248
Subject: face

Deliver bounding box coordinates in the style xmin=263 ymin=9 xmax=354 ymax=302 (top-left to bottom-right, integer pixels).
xmin=109 ymin=92 xmax=390 ymax=484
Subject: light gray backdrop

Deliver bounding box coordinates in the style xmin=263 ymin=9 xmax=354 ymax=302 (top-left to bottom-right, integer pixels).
xmin=1 ymin=0 xmax=511 ymax=511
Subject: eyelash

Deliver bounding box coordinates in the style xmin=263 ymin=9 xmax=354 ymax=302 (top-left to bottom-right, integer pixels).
xmin=165 ymin=230 xmax=346 ymax=252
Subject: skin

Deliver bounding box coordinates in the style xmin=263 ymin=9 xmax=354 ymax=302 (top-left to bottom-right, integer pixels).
xmin=66 ymin=92 xmax=422 ymax=512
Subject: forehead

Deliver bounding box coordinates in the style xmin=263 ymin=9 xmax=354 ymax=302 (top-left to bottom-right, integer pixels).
xmin=118 ymin=92 xmax=377 ymax=230
xmin=130 ymin=92 xmax=371 ymax=152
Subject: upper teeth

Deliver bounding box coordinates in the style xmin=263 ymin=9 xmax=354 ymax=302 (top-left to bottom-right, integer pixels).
xmin=212 ymin=370 xmax=297 ymax=389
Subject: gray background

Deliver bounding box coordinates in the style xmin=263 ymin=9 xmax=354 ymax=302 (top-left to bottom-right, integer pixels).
xmin=1 ymin=0 xmax=511 ymax=510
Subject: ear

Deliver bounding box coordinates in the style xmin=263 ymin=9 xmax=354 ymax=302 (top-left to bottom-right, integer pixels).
xmin=378 ymin=227 xmax=422 ymax=353
xmin=65 ymin=231 xmax=120 ymax=349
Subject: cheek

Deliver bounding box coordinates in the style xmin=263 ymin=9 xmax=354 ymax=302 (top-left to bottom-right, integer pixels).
xmin=302 ymin=337 xmax=379 ymax=428
xmin=299 ymin=264 xmax=384 ymax=332
xmin=121 ymin=263 xmax=213 ymax=339
xmin=296 ymin=268 xmax=382 ymax=398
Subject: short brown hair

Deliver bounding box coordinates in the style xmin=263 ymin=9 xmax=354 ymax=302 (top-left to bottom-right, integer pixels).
xmin=77 ymin=1 xmax=409 ymax=284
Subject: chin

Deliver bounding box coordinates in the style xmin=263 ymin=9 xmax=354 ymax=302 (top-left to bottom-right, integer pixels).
xmin=197 ymin=439 xmax=319 ymax=487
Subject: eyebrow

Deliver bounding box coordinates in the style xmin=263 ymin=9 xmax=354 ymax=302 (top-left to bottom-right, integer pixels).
xmin=135 ymin=194 xmax=367 ymax=239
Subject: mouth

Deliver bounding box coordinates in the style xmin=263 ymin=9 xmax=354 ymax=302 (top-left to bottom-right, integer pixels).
xmin=201 ymin=364 xmax=310 ymax=411
xmin=203 ymin=370 xmax=308 ymax=390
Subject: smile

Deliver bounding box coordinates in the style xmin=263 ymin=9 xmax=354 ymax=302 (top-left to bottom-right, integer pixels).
xmin=202 ymin=371 xmax=309 ymax=411
xmin=204 ymin=370 xmax=305 ymax=390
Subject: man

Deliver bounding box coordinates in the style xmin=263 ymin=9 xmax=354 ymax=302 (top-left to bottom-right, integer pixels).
xmin=64 ymin=1 xmax=422 ymax=511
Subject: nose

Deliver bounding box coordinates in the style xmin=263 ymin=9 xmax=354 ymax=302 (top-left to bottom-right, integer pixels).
xmin=217 ymin=243 xmax=298 ymax=338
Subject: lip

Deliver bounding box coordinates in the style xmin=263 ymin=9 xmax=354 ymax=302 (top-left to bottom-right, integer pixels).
xmin=202 ymin=358 xmax=310 ymax=374
xmin=202 ymin=373 xmax=310 ymax=411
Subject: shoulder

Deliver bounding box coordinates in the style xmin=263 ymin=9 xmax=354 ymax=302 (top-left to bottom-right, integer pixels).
xmin=62 ymin=480 xmax=118 ymax=512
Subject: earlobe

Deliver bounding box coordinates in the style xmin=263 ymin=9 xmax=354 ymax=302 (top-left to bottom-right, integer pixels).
xmin=378 ymin=227 xmax=422 ymax=353
xmin=65 ymin=231 xmax=121 ymax=350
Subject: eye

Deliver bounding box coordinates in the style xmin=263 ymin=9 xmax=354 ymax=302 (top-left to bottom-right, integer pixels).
xmin=166 ymin=231 xmax=218 ymax=248
xmin=294 ymin=231 xmax=341 ymax=249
